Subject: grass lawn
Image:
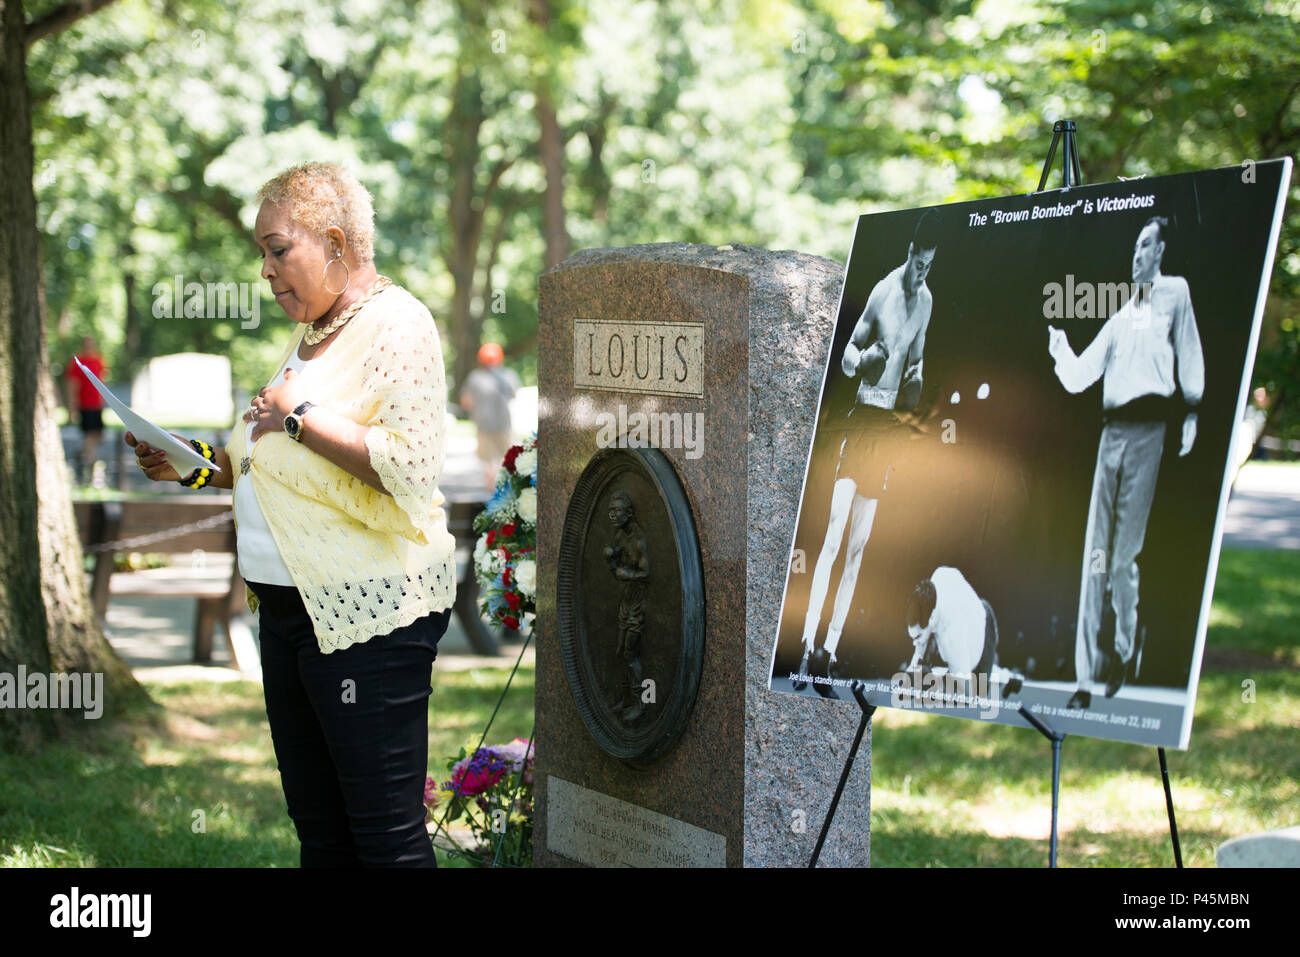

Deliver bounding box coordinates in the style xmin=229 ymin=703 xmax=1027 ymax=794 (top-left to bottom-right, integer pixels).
xmin=2 ymin=547 xmax=1295 ymax=868
xmin=869 ymin=547 xmax=1300 ymax=866
xmin=0 ymin=655 xmax=532 ymax=867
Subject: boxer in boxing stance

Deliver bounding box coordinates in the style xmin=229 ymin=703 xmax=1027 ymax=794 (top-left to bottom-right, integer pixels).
xmin=1048 ymin=215 xmax=1203 ymax=709
xmin=795 ymin=211 xmax=937 ymax=691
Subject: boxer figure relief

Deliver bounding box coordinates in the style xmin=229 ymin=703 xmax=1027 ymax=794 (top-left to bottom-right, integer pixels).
xmin=604 ymin=490 xmax=650 ymax=721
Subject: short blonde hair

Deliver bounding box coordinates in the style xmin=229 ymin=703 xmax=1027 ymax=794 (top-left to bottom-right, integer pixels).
xmin=257 ymin=162 xmax=376 ymax=265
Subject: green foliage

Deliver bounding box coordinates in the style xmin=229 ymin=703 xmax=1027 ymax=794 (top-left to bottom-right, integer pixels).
xmin=27 ymin=0 xmax=1300 ymax=423
xmin=1255 ymin=313 xmax=1300 ymax=442
xmin=788 ymin=0 xmax=1300 ymax=423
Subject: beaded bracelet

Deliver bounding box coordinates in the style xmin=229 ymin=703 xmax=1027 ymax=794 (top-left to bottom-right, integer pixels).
xmin=178 ymin=439 xmax=217 ymax=489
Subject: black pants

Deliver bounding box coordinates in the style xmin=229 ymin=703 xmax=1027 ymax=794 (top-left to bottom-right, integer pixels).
xmin=248 ymin=580 xmax=450 ymax=867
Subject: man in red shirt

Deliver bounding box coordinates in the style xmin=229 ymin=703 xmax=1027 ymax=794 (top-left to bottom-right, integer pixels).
xmin=65 ymin=336 xmax=107 ymax=482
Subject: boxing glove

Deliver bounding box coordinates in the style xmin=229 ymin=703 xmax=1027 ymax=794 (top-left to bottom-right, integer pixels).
xmin=900 ymin=365 xmax=922 ymax=410
xmin=860 ymin=341 xmax=889 ymax=385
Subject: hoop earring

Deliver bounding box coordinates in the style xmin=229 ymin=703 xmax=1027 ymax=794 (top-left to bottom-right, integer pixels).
xmin=322 ymin=255 xmax=351 ymax=296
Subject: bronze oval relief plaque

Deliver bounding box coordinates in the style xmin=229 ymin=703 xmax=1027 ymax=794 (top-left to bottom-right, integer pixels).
xmin=557 ymin=447 xmax=704 ymax=767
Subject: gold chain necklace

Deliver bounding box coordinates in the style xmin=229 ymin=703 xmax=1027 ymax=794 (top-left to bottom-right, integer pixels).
xmin=240 ymin=275 xmax=393 ymax=477
xmin=304 ymin=275 xmax=392 ymax=345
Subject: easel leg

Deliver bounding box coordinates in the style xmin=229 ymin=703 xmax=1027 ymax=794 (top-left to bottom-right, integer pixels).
xmin=1026 ymin=118 xmax=1083 ymax=868
xmin=1050 ymin=734 xmax=1063 ymax=868
xmin=1158 ymin=747 xmax=1184 ymax=868
xmin=1019 ymin=705 xmax=1066 ymax=868
xmin=1033 ymin=122 xmax=1181 ymax=871
xmin=809 ymin=682 xmax=875 ymax=868
xmin=1036 ymin=119 xmax=1083 ymax=192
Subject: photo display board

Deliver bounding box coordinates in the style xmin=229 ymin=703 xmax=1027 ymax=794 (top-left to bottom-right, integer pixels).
xmin=768 ymin=159 xmax=1292 ymax=748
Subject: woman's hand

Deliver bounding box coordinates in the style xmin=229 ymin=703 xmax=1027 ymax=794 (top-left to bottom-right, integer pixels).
xmin=124 ymin=431 xmax=183 ymax=483
xmin=246 ymin=367 xmax=310 ymax=441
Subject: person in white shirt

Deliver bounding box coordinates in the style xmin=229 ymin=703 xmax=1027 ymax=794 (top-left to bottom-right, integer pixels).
xmin=1048 ymin=215 xmax=1204 ymax=708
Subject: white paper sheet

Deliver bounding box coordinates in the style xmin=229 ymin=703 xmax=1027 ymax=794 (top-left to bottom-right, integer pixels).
xmin=75 ymin=357 xmax=221 ymax=476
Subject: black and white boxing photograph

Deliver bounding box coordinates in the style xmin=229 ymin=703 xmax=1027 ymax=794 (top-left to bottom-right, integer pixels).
xmin=790 ymin=211 xmax=940 ymax=694
xmin=769 ymin=159 xmax=1292 ymax=749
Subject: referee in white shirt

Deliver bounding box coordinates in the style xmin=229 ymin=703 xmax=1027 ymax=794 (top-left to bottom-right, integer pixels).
xmin=1048 ymin=215 xmax=1205 ymax=708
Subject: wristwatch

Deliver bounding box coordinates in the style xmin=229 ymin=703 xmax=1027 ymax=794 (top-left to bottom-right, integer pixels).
xmin=284 ymin=401 xmax=315 ymax=442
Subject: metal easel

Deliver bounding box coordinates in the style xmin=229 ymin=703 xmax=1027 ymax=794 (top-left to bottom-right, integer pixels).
xmin=808 ymin=120 xmax=1183 ymax=868
xmin=1032 ymin=119 xmax=1182 ymax=868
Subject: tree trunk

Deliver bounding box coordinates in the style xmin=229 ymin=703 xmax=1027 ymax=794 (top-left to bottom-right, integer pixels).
xmin=536 ymin=93 xmax=569 ymax=270
xmin=1 ymin=0 xmax=54 ymax=747
xmin=1 ymin=0 xmax=149 ymax=749
xmin=529 ymin=0 xmax=569 ymax=270
xmin=584 ymin=93 xmax=616 ymax=227
xmin=121 ymin=243 xmax=142 ymax=384
xmin=443 ymin=68 xmax=488 ymax=393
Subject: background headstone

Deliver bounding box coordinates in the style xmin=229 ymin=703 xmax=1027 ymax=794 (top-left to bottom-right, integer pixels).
xmin=130 ymin=353 xmax=234 ymax=428
xmin=1217 ymin=827 xmax=1300 ymax=867
xmin=537 ymin=242 xmax=872 ymax=867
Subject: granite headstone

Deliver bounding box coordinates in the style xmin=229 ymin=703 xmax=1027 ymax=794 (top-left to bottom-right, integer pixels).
xmin=536 ymin=242 xmax=872 ymax=867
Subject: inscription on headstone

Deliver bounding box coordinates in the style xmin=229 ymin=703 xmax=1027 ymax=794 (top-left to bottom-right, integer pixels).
xmin=547 ymin=776 xmax=726 ymax=868
xmin=573 ymin=319 xmax=704 ymax=397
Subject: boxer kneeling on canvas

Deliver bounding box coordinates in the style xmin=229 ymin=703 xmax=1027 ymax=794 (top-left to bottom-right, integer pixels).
xmin=903 ymin=566 xmax=1022 ymax=697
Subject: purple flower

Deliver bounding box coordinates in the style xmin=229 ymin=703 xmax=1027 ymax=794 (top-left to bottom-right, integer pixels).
xmin=445 ymin=746 xmax=513 ymax=797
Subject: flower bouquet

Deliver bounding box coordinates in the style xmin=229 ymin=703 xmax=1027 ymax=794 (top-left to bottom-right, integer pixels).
xmin=472 ymin=432 xmax=537 ymax=632
xmin=427 ymin=737 xmax=535 ymax=866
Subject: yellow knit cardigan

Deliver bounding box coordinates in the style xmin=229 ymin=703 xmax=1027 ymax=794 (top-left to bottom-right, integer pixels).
xmin=225 ymin=283 xmax=457 ymax=653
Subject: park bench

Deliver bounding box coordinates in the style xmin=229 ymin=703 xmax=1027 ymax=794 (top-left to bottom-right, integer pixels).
xmin=74 ymin=495 xmax=253 ymax=670
xmin=75 ymin=492 xmax=503 ymax=667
